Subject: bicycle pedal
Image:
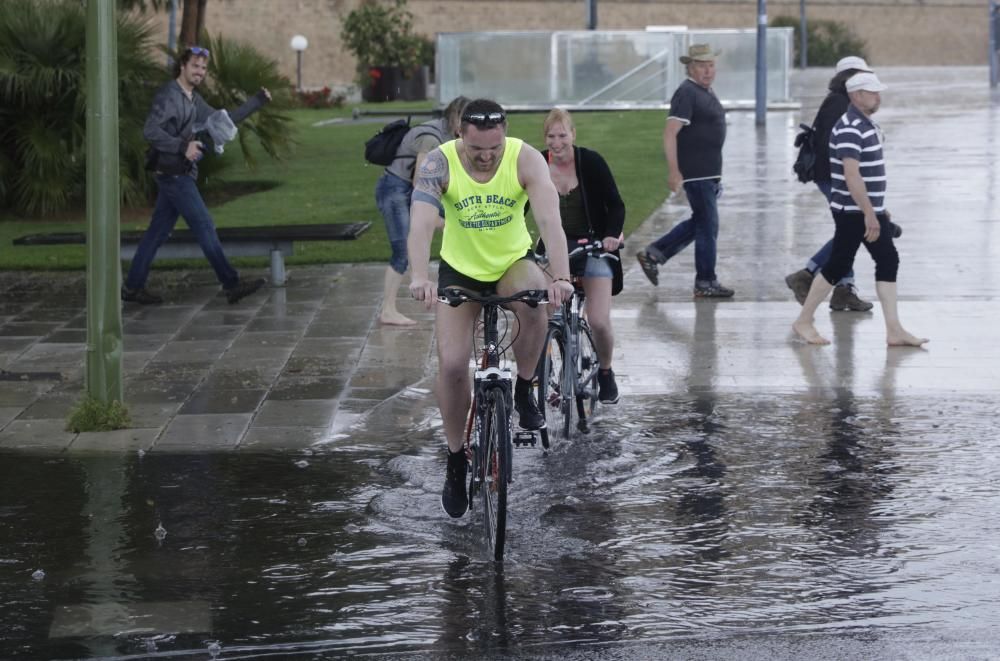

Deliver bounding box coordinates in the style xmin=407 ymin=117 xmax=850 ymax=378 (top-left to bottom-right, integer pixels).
xmin=513 ymin=431 xmax=537 ymax=448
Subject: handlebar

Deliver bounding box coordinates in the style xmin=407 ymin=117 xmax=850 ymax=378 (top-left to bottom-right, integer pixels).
xmin=437 ymin=287 xmax=549 ymax=308
xmin=567 ymin=239 xmax=624 ymax=262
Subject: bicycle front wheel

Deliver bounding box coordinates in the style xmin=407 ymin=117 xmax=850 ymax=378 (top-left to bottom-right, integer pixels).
xmin=538 ymin=325 xmax=570 ymax=441
xmin=575 ymin=321 xmax=600 ymax=431
xmin=481 ymin=388 xmax=509 ymax=561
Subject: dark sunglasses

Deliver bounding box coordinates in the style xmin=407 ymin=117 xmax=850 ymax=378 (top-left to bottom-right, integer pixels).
xmin=462 ymin=111 xmax=506 ymax=126
xmin=187 ymin=46 xmax=210 ymax=57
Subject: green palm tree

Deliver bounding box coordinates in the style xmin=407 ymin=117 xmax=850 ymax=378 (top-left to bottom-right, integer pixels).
xmin=0 ymin=0 xmax=294 ymax=217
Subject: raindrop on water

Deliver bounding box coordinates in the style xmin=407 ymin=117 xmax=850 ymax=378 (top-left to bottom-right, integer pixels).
xmin=31 ymin=569 xmax=45 ymax=581
xmin=297 ymin=537 xmax=307 ymax=546
xmin=154 ymin=523 xmax=167 ymax=541
xmin=207 ymin=641 xmax=222 ymax=658
xmin=295 ymin=460 xmax=309 ymax=469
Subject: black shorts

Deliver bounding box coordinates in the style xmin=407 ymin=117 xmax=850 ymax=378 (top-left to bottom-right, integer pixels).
xmin=438 ymin=250 xmax=536 ymax=295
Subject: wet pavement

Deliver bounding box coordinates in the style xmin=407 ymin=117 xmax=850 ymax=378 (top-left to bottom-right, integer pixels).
xmin=2 ymin=67 xmax=1000 ymax=659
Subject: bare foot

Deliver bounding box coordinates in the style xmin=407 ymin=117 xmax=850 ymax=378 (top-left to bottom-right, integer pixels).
xmin=379 ymin=312 xmax=418 ymax=326
xmin=792 ymin=320 xmax=831 ymax=345
xmin=887 ymin=331 xmax=928 ymax=347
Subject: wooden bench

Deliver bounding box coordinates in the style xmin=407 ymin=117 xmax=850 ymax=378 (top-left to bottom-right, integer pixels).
xmin=12 ymin=222 xmax=371 ymax=286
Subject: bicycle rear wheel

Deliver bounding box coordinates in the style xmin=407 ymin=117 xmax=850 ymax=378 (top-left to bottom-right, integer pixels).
xmin=575 ymin=321 xmax=600 ymax=432
xmin=481 ymin=388 xmax=509 ymax=561
xmin=537 ymin=326 xmax=570 ymax=442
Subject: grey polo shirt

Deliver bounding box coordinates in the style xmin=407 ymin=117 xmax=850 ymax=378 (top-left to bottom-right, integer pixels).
xmin=669 ymin=79 xmax=727 ymax=182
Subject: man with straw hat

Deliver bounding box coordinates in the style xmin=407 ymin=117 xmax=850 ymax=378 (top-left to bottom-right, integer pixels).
xmin=636 ymin=43 xmax=734 ymax=298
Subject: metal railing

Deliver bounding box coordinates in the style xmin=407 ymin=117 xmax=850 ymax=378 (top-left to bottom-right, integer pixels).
xmin=436 ymin=28 xmax=794 ymax=110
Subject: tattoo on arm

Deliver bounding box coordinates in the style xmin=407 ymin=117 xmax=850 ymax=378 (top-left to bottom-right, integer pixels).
xmin=414 ymin=149 xmax=448 ymax=200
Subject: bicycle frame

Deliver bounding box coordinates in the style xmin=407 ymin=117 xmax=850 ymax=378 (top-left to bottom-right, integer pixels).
xmin=537 ymin=239 xmax=617 ymax=438
xmin=439 ymin=287 xmax=547 ymax=560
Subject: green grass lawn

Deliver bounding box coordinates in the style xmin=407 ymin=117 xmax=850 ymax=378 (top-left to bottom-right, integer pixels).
xmin=0 ymin=102 xmax=669 ymax=271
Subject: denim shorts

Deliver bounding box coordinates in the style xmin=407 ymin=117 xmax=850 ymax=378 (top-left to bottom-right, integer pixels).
xmin=374 ymin=172 xmax=413 ymax=274
xmin=581 ymin=255 xmax=613 ymax=279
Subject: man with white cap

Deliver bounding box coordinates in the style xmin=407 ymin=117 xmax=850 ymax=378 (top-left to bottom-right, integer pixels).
xmin=636 ymin=43 xmax=734 ymax=298
xmin=785 ymin=55 xmax=878 ymax=312
xmin=792 ymin=71 xmax=928 ymax=347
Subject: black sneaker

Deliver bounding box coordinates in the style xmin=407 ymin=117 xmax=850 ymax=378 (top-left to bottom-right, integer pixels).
xmin=441 ymin=450 xmax=468 ymax=518
xmin=636 ymin=250 xmax=659 ymax=286
xmin=225 ymin=278 xmax=266 ymax=304
xmin=597 ymin=368 xmax=619 ymax=404
xmin=121 ymin=287 xmax=163 ymax=305
xmin=514 ymin=378 xmax=545 ymax=431
xmin=693 ymin=281 xmax=735 ymax=298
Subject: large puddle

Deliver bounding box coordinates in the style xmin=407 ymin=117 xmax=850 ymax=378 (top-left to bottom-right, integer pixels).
xmin=2 ymin=390 xmax=997 ymax=659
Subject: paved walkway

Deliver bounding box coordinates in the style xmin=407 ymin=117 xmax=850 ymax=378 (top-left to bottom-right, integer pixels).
xmin=1 ymin=66 xmax=997 ymax=452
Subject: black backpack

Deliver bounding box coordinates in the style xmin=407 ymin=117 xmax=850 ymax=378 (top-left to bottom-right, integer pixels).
xmin=793 ymin=123 xmax=816 ymax=183
xmin=364 ymin=117 xmax=442 ymax=167
xmin=364 ymin=117 xmax=413 ymax=166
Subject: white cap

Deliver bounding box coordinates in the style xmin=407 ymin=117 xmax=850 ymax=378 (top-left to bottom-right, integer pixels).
xmin=846 ymin=72 xmax=887 ymax=93
xmin=835 ymin=56 xmax=872 ymax=74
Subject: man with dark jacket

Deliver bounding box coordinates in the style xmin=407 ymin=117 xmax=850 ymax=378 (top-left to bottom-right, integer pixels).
xmin=784 ymin=56 xmax=876 ymax=312
xmin=123 ymin=46 xmax=271 ymax=305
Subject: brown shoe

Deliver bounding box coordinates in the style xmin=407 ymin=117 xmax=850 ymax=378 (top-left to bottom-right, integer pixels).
xmin=830 ymin=284 xmax=873 ymax=312
xmin=121 ymin=287 xmax=163 ymax=305
xmin=635 ymin=251 xmax=659 ymax=286
xmin=225 ymin=278 xmax=266 ymax=304
xmin=784 ymin=269 xmax=814 ymax=305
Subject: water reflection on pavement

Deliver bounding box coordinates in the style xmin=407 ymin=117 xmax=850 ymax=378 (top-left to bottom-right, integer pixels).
xmin=2 ymin=384 xmax=998 ymax=658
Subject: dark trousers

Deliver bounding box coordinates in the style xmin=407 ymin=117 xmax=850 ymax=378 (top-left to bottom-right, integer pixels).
xmin=820 ymin=211 xmax=899 ymax=285
xmin=125 ymin=174 xmax=239 ymax=291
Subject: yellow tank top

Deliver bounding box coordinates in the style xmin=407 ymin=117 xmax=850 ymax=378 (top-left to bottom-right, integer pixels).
xmin=440 ymin=137 xmax=532 ymax=282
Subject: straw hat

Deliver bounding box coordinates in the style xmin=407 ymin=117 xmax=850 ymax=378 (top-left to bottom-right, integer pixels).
xmin=680 ymin=44 xmax=721 ymax=64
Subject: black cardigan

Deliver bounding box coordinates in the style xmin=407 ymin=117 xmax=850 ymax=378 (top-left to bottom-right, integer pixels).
xmin=539 ymin=146 xmax=627 ymax=295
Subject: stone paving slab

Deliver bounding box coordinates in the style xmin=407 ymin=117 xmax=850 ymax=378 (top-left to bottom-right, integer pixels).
xmin=0 ymin=67 xmax=997 ymax=452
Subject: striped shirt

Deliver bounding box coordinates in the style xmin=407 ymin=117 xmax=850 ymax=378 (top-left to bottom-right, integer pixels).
xmin=828 ymin=105 xmax=886 ymax=213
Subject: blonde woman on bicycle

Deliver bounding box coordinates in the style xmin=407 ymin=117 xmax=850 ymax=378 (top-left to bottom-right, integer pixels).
xmin=538 ymin=108 xmax=626 ymax=403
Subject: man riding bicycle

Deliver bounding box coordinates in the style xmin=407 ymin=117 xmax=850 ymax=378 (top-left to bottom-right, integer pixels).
xmin=408 ymin=99 xmax=575 ymax=518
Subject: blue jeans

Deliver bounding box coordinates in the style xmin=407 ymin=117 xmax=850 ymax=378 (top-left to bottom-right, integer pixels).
xmin=805 ymin=180 xmax=854 ymax=286
xmin=646 ymin=179 xmax=720 ymax=284
xmin=375 ymin=172 xmax=413 ymax=274
xmin=125 ymin=174 xmax=239 ymax=290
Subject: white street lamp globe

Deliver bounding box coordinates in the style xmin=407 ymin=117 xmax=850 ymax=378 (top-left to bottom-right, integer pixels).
xmin=290 ymin=35 xmax=308 ymax=52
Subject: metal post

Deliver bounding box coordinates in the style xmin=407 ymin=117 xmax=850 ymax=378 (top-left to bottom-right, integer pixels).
xmin=167 ymin=0 xmax=177 ymax=67
xmin=296 ymin=50 xmax=302 ymax=91
xmin=85 ymin=0 xmax=124 ymax=404
xmin=586 ymin=0 xmax=597 ymax=30
xmin=799 ymin=0 xmax=807 ymax=69
xmin=991 ymin=0 xmax=999 ymax=87
xmin=755 ymin=0 xmax=767 ymax=126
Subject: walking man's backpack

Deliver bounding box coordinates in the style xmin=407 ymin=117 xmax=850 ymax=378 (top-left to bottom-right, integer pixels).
xmin=793 ymin=123 xmax=817 ymax=183
xmin=364 ymin=117 xmax=412 ymax=166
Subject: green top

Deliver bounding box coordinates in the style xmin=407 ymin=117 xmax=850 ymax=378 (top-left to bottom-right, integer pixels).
xmin=559 ymin=186 xmax=590 ymax=239
xmin=440 ymin=138 xmax=532 ymax=282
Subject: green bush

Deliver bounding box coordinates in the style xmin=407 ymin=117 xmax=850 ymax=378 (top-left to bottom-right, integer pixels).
xmin=0 ymin=0 xmax=295 ymax=217
xmin=340 ymin=0 xmax=433 ymax=85
xmin=66 ymin=396 xmax=131 ymax=433
xmin=0 ymin=0 xmax=161 ymax=216
xmin=771 ymin=15 xmax=868 ymax=67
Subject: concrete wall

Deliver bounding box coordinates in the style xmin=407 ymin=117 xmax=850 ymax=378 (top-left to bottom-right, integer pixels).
xmin=144 ymin=0 xmax=990 ymax=90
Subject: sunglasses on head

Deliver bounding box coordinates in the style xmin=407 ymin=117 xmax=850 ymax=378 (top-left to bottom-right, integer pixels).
xmin=187 ymin=46 xmax=210 ymax=57
xmin=462 ymin=111 xmax=506 ymax=126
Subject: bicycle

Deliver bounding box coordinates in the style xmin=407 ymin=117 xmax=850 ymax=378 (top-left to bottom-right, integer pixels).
xmin=534 ymin=240 xmax=620 ymax=444
xmin=437 ymin=286 xmax=548 ymax=561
